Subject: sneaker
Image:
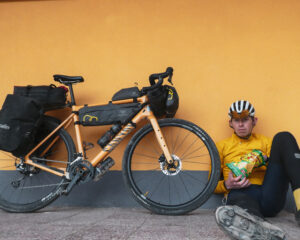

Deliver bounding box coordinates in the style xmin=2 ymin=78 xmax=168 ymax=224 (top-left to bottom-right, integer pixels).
xmin=296 ymin=210 xmax=300 ymax=226
xmin=215 ymin=205 xmax=286 ymax=240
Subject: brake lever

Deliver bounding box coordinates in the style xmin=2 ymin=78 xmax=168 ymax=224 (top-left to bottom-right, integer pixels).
xmin=168 ymin=75 xmax=173 ymax=85
xmin=166 ymin=67 xmax=173 ymax=85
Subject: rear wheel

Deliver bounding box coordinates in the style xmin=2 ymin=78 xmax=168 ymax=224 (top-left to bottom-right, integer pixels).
xmin=123 ymin=118 xmax=220 ymax=215
xmin=0 ymin=117 xmax=75 ymax=212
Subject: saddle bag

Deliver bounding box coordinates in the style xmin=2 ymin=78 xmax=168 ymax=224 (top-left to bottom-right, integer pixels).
xmin=0 ymin=94 xmax=43 ymax=156
xmin=79 ymin=102 xmax=141 ymax=126
xmin=14 ymin=84 xmax=68 ymax=110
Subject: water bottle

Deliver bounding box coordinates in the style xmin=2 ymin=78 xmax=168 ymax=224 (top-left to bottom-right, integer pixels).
xmin=97 ymin=124 xmax=122 ymax=148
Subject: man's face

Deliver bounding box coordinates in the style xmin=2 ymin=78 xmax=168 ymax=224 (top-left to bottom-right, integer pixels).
xmin=229 ymin=116 xmax=257 ymax=138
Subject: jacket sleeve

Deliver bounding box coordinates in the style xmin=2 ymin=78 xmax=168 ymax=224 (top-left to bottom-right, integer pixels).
xmin=214 ymin=141 xmax=230 ymax=194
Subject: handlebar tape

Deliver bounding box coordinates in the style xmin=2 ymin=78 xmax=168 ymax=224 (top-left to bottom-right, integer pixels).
xmin=149 ymin=67 xmax=173 ymax=85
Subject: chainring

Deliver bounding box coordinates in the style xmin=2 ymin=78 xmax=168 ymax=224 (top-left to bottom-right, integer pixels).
xmin=68 ymin=159 xmax=95 ymax=184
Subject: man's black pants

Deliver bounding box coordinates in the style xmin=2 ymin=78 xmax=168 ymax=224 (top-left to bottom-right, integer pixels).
xmin=227 ymin=132 xmax=300 ymax=218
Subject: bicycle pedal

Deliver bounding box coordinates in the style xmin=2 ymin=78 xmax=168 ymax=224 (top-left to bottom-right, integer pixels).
xmin=93 ymin=157 xmax=115 ymax=182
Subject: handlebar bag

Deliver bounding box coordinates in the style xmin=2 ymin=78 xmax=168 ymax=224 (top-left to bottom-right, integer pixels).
xmin=14 ymin=84 xmax=67 ymax=111
xmin=79 ymin=102 xmax=141 ymax=126
xmin=164 ymin=85 xmax=179 ymax=118
xmin=147 ymin=86 xmax=167 ymax=117
xmin=0 ymin=94 xmax=43 ymax=157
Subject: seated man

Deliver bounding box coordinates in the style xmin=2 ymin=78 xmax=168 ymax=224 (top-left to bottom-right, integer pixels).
xmin=214 ymin=100 xmax=300 ymax=240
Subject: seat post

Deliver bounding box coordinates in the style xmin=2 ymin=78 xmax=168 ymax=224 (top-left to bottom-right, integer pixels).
xmin=67 ymin=84 xmax=76 ymax=106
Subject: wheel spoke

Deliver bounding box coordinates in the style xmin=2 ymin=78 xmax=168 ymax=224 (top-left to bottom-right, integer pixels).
xmin=132 ymin=162 xmax=158 ymax=165
xmin=146 ymin=174 xmax=165 ymax=200
xmin=180 ymin=171 xmax=208 ymax=186
xmin=180 ymin=137 xmax=199 ymax=159
xmin=170 ymin=127 xmax=181 ymax=153
xmin=132 ymin=166 xmax=161 ymax=185
xmin=173 ymin=130 xmax=190 ymax=153
xmin=134 ymin=153 xmax=159 ymax=160
xmin=180 ymin=144 xmax=206 ymax=160
xmin=178 ymin=173 xmax=192 ymax=200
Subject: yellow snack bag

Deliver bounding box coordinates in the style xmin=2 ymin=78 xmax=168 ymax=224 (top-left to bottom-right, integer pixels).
xmin=226 ymin=150 xmax=266 ymax=179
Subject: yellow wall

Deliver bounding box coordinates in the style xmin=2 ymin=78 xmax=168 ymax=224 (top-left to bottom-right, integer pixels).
xmin=1 ymin=0 xmax=300 ymax=170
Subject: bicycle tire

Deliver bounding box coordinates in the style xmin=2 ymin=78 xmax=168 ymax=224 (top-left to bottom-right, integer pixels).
xmin=122 ymin=118 xmax=220 ymax=215
xmin=0 ymin=117 xmax=76 ymax=213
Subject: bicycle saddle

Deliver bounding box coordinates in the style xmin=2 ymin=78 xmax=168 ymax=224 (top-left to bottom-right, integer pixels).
xmin=53 ymin=74 xmax=84 ymax=84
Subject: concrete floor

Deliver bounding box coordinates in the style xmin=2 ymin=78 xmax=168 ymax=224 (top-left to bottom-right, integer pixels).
xmin=0 ymin=207 xmax=299 ymax=240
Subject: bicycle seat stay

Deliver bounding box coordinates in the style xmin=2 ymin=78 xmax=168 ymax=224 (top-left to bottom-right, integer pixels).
xmin=53 ymin=74 xmax=84 ymax=84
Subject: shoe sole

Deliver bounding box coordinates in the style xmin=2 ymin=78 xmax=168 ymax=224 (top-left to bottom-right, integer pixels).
xmin=215 ymin=205 xmax=286 ymax=240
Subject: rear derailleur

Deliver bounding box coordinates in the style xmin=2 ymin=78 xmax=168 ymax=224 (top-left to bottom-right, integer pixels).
xmin=11 ymin=158 xmax=40 ymax=189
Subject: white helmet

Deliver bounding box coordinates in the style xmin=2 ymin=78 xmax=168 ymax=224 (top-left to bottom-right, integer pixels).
xmin=228 ymin=100 xmax=255 ymax=119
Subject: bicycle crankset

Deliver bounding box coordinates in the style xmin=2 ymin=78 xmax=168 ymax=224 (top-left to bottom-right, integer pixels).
xmin=64 ymin=158 xmax=95 ymax=194
xmin=68 ymin=159 xmax=95 ymax=183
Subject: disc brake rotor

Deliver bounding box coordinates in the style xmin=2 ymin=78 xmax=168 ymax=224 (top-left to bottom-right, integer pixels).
xmin=160 ymin=154 xmax=182 ymax=176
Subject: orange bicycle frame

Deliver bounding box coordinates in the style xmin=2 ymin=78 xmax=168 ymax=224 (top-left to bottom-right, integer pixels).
xmin=23 ymin=95 xmax=173 ymax=177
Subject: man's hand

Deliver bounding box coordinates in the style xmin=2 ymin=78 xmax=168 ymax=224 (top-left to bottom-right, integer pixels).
xmin=224 ymin=171 xmax=251 ymax=190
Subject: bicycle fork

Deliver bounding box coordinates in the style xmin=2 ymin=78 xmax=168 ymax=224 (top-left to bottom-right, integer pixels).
xmin=141 ymin=106 xmax=173 ymax=164
xmin=147 ymin=115 xmax=173 ymax=164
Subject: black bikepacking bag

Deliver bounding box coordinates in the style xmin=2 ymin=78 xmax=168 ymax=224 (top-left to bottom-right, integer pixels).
xmin=147 ymin=86 xmax=167 ymax=117
xmin=79 ymin=102 xmax=141 ymax=126
xmin=112 ymin=87 xmax=141 ymax=101
xmin=0 ymin=94 xmax=43 ymax=157
xmin=147 ymin=85 xmax=179 ymax=118
xmin=164 ymin=85 xmax=179 ymax=118
xmin=13 ymin=84 xmax=68 ymax=111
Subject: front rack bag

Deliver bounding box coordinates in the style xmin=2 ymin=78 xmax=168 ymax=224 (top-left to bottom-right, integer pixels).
xmin=79 ymin=102 xmax=141 ymax=126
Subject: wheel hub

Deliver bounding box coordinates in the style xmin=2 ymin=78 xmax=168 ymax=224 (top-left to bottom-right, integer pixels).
xmin=160 ymin=154 xmax=182 ymax=176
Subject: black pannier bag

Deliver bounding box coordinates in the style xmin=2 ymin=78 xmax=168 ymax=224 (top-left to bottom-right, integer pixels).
xmin=79 ymin=102 xmax=141 ymax=126
xmin=0 ymin=94 xmax=43 ymax=157
xmin=14 ymin=84 xmax=67 ymax=110
xmin=112 ymin=87 xmax=141 ymax=101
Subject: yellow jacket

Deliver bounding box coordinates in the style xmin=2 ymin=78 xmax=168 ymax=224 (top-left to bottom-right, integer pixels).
xmin=214 ymin=133 xmax=272 ymax=194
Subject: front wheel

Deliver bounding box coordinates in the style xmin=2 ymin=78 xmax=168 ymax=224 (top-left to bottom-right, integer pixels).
xmin=122 ymin=118 xmax=220 ymax=215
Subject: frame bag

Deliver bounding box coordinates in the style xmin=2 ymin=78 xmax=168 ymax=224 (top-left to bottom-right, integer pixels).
xmin=0 ymin=94 xmax=43 ymax=157
xmin=14 ymin=84 xmax=67 ymax=110
xmin=79 ymin=103 xmax=141 ymax=126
